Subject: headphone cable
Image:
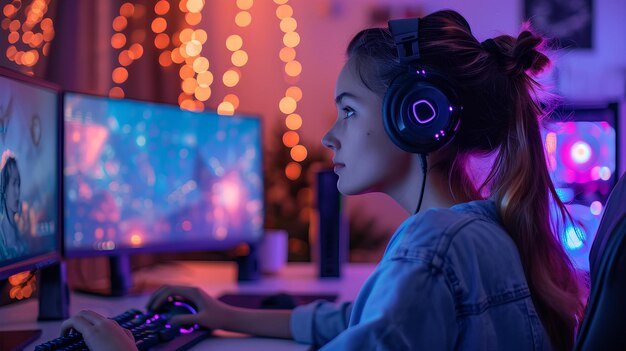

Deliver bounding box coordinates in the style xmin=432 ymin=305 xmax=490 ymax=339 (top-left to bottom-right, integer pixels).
xmin=414 ymin=153 xmax=428 ymax=214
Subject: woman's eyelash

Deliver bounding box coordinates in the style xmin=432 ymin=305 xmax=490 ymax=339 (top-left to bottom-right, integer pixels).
xmin=342 ymin=107 xmax=355 ymax=119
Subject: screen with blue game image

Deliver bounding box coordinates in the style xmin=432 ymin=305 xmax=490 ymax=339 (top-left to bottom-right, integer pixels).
xmin=0 ymin=73 xmax=58 ymax=267
xmin=542 ymin=111 xmax=617 ymax=272
xmin=64 ymin=93 xmax=263 ymax=255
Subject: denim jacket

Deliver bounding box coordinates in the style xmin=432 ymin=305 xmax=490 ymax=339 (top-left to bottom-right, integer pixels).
xmin=291 ymin=200 xmax=552 ymax=350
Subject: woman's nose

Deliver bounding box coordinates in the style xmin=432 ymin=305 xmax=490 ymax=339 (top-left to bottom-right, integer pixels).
xmin=321 ymin=128 xmax=338 ymax=150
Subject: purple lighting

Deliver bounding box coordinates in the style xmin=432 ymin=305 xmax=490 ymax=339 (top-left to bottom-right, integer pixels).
xmin=412 ymin=100 xmax=436 ymax=124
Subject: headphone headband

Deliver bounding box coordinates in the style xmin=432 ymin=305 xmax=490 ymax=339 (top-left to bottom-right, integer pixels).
xmin=388 ymin=18 xmax=421 ymax=63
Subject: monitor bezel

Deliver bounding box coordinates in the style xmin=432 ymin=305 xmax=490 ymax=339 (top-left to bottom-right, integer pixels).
xmin=0 ymin=66 xmax=63 ymax=280
xmin=61 ymin=90 xmax=265 ymax=258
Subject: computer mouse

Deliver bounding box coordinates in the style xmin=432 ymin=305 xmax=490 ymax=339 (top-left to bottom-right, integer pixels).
xmin=154 ymin=296 xmax=199 ymax=317
xmin=259 ymin=292 xmax=297 ymax=309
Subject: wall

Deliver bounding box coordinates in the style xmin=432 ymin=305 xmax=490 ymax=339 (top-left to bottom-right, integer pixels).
xmin=200 ymin=0 xmax=626 ymax=242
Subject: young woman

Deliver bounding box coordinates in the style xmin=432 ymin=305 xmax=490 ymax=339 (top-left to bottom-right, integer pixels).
xmin=60 ymin=9 xmax=585 ymax=350
xmin=0 ymin=155 xmax=26 ymax=259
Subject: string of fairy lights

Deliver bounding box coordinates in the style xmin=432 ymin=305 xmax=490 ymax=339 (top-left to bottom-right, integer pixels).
xmin=216 ymin=0 xmax=253 ymax=116
xmin=275 ymin=0 xmax=307 ymax=180
xmin=174 ymin=0 xmax=211 ymax=112
xmin=110 ymin=2 xmax=146 ymax=98
xmin=2 ymin=0 xmax=54 ymax=76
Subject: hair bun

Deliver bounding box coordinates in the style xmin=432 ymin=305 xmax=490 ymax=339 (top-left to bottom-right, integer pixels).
xmin=509 ymin=30 xmax=549 ymax=77
xmin=482 ymin=31 xmax=550 ymax=79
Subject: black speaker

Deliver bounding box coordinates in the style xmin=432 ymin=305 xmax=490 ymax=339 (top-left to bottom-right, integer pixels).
xmin=315 ymin=169 xmax=348 ymax=278
xmin=38 ymin=261 xmax=69 ymax=321
xmin=236 ymin=243 xmax=260 ymax=282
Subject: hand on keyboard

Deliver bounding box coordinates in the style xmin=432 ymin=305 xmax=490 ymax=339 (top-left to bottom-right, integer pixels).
xmin=59 ymin=310 xmax=139 ymax=351
xmin=36 ymin=306 xmax=210 ymax=351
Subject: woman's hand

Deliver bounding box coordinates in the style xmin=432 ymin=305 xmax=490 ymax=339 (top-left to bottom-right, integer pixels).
xmin=146 ymin=284 xmax=232 ymax=330
xmin=60 ymin=310 xmax=138 ymax=351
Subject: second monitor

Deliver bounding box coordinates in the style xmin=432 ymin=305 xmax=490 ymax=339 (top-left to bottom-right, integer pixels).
xmin=63 ymin=93 xmax=264 ymax=284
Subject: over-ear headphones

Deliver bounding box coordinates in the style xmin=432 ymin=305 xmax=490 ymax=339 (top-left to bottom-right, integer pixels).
xmin=383 ymin=18 xmax=462 ymax=155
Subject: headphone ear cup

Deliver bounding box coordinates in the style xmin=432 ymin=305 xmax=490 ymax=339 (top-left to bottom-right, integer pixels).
xmin=382 ymin=70 xmax=461 ymax=154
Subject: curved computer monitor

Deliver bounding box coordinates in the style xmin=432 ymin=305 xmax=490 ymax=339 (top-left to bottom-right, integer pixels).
xmin=0 ymin=66 xmax=61 ymax=281
xmin=542 ymin=102 xmax=619 ymax=271
xmin=63 ymin=93 xmax=264 ymax=258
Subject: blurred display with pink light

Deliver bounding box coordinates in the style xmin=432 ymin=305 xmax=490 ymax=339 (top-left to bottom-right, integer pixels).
xmin=542 ymin=103 xmax=619 ymax=271
xmin=63 ymin=93 xmax=263 ymax=256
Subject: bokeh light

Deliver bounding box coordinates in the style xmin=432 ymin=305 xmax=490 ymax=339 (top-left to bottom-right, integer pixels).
xmin=192 ymin=29 xmax=207 ymax=43
xmin=120 ymin=3 xmax=135 ymax=17
xmin=237 ymin=0 xmax=254 ymax=10
xmin=231 ymin=50 xmax=248 ymax=67
xmin=222 ymin=69 xmax=240 ymax=87
xmin=290 ymin=145 xmax=307 ymax=162
xmin=279 ymin=47 xmax=296 ymax=62
xmin=283 ymin=31 xmax=300 ymax=47
xmin=217 ymin=101 xmax=235 ymax=115
xmin=224 ymin=94 xmax=240 ymax=110
xmin=196 ymin=71 xmax=213 ymax=87
xmin=159 ymin=50 xmax=173 ymax=67
xmin=194 ymin=86 xmax=211 ymax=101
xmin=590 ymin=201 xmax=603 ymax=216
xmin=280 ymin=17 xmax=297 ymax=32
xmin=286 ymin=86 xmax=302 ymax=101
xmin=235 ymin=11 xmax=252 ymax=27
xmin=112 ymin=16 xmax=127 ymax=31
xmin=186 ymin=0 xmax=204 ymax=13
xmin=112 ymin=67 xmax=129 ymax=84
xmin=276 ymin=5 xmax=293 ymax=19
xmin=154 ymin=33 xmax=170 ymax=49
xmin=185 ymin=12 xmax=202 ymax=26
xmin=279 ymin=96 xmax=297 ymax=114
xmin=109 ymin=87 xmax=125 ymax=98
xmin=154 ymin=1 xmax=170 ymax=15
xmin=111 ymin=33 xmax=126 ymax=49
xmin=285 ymin=60 xmax=302 ymax=76
xmin=282 ymin=131 xmax=299 ymax=147
xmin=285 ymin=113 xmax=302 ymax=130
xmin=151 ymin=17 xmax=167 ymax=33
xmin=285 ymin=162 xmax=301 ymax=180
xmin=226 ymin=35 xmax=243 ymax=51
xmin=193 ymin=57 xmax=209 ymax=73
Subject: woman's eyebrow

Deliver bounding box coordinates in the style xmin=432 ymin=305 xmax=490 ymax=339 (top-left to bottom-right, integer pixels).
xmin=335 ymin=92 xmax=359 ymax=105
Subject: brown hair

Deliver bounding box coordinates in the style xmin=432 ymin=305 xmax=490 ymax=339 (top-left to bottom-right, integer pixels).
xmin=347 ymin=10 xmax=585 ymax=350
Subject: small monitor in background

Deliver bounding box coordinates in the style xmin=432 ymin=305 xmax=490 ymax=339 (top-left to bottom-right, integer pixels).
xmin=0 ymin=67 xmax=64 ymax=349
xmin=63 ymin=93 xmax=264 ymax=293
xmin=0 ymin=68 xmax=60 ymax=276
xmin=542 ymin=103 xmax=619 ymax=271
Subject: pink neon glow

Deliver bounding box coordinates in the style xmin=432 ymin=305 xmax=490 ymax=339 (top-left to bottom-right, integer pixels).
xmin=412 ymin=100 xmax=436 ymax=124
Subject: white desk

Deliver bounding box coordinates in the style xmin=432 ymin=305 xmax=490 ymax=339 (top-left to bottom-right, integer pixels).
xmin=0 ymin=262 xmax=376 ymax=350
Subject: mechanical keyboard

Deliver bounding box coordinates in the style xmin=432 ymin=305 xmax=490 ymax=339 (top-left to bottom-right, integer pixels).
xmin=34 ymin=307 xmax=210 ymax=351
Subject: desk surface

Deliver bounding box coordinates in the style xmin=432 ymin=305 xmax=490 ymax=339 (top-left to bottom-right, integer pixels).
xmin=0 ymin=262 xmax=376 ymax=351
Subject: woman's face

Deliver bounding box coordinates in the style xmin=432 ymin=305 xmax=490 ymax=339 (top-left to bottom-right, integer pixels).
xmin=322 ymin=59 xmax=411 ymax=195
xmin=5 ymin=164 xmax=20 ymax=214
